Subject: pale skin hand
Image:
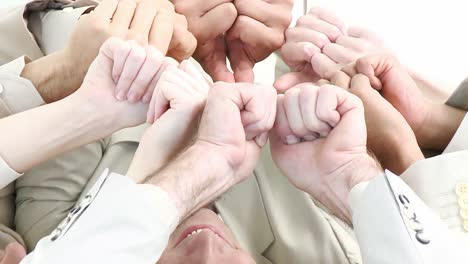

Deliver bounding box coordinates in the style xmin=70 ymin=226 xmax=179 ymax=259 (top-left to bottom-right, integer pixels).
xmin=326 ymin=70 xmax=424 ymax=174
xmin=269 ymin=84 xmax=381 ymax=224
xmin=225 ymin=0 xmax=294 ymax=82
xmin=127 ymin=60 xmax=210 ymax=183
xmin=146 ymin=82 xmax=277 ymax=219
xmin=174 ymin=0 xmax=293 ymax=83
xmin=196 ymin=82 xmax=277 ymax=178
xmin=171 ymin=0 xmax=238 ymax=82
xmin=21 ymin=0 xmax=196 ymax=103
xmin=0 ymin=37 xmax=164 ymax=175
xmin=339 ymin=54 xmax=466 ymax=152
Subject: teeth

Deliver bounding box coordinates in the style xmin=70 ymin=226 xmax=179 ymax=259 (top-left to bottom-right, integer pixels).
xmin=186 ymin=229 xmax=207 ymax=239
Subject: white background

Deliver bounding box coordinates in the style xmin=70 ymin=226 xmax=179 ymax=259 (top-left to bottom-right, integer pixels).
xmin=1 ymin=0 xmax=467 ymax=92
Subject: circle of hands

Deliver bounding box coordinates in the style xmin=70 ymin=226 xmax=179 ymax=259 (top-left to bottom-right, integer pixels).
xmin=0 ymin=2 xmax=439 ymax=263
xmin=75 ymin=5 xmax=429 ymax=227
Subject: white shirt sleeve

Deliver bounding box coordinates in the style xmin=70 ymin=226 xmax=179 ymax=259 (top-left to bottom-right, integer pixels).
xmin=0 ymin=154 xmax=22 ymax=189
xmin=21 ymin=170 xmax=180 ymax=264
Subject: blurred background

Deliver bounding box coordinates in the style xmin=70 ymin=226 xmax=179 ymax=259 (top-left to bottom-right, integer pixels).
xmin=1 ymin=0 xmax=467 ymax=93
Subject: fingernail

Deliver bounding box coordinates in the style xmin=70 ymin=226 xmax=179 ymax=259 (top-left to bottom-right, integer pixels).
xmin=142 ymin=94 xmax=152 ymax=103
xmin=284 ymin=135 xmax=300 ymax=145
xmin=127 ymin=92 xmax=137 ymax=103
xmin=255 ymin=133 xmax=269 ymax=147
xmin=115 ymin=90 xmax=124 ymax=101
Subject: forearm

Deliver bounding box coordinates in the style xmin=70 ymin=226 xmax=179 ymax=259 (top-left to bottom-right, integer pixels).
xmin=409 ymin=70 xmax=450 ymax=103
xmin=145 ymin=143 xmax=233 ymax=220
xmin=419 ymin=103 xmax=466 ymax=151
xmin=20 ymin=51 xmax=78 ymax=103
xmin=0 ymin=94 xmax=116 ymax=173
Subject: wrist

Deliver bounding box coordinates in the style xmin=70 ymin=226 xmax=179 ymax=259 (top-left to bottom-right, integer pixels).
xmin=418 ymin=103 xmax=466 ymax=151
xmin=382 ymin=133 xmax=424 ymax=174
xmin=347 ymin=155 xmax=384 ymax=190
xmin=146 ymin=143 xmax=234 ymax=220
xmin=65 ymin=92 xmax=119 ymax=137
xmin=21 ymin=51 xmax=79 ymax=103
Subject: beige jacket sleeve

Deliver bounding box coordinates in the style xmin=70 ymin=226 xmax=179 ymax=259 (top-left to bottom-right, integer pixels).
xmin=21 ymin=170 xmax=179 ymax=264
xmin=350 ymin=171 xmax=467 ymax=263
xmin=0 ymin=57 xmax=45 ymax=118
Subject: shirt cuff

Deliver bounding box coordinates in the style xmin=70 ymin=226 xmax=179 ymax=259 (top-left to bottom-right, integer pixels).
xmin=0 ymin=154 xmax=22 ymax=189
xmin=0 ymin=56 xmax=45 ymax=116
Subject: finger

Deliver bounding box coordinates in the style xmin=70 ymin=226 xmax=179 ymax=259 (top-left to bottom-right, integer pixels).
xmin=241 ymin=85 xmax=277 ymax=140
xmin=227 ymin=39 xmax=255 ymax=83
xmin=285 ymin=27 xmax=330 ymax=49
xmin=283 ymin=87 xmax=310 ymax=137
xmin=315 ymin=85 xmax=345 ymax=127
xmin=149 ymin=9 xmax=176 ymax=55
xmin=179 ymin=60 xmax=210 ymax=95
xmin=311 ymin=53 xmax=338 ymax=78
xmin=348 ymin=26 xmax=381 ymax=42
xmin=195 ymin=3 xmax=237 ymax=43
xmin=295 ymin=15 xmax=342 ymax=42
xmin=142 ymin=57 xmax=179 ymax=103
xmin=176 ymin=0 xmax=233 ymax=14
xmin=128 ymin=0 xmax=160 ymax=45
xmin=316 ymin=79 xmax=330 ymax=86
xmin=101 ymin=38 xmax=131 ymax=83
xmin=93 ymin=0 xmax=119 ymax=21
xmin=115 ymin=41 xmax=146 ymax=101
xmin=308 ymin=7 xmax=347 ymax=34
xmin=235 ymin=0 xmax=292 ymax=28
xmin=111 ymin=0 xmax=138 ymax=30
xmin=299 ymin=84 xmax=332 ymax=136
xmin=126 ymin=46 xmax=164 ymax=103
xmin=273 ymin=94 xmax=300 ymax=145
xmin=167 ymin=20 xmax=197 ymax=61
xmin=330 ymin=71 xmax=351 ymax=89
xmin=341 ymin=62 xmax=358 ymax=77
xmin=322 ymin=43 xmax=358 ymax=64
xmin=280 ymin=42 xmax=321 ymax=67
xmin=196 ymin=36 xmax=235 ymax=83
xmin=274 ymin=69 xmax=318 ymax=93
xmin=330 ymin=79 xmax=367 ymax=150
xmin=335 ymin=35 xmax=372 ymax=53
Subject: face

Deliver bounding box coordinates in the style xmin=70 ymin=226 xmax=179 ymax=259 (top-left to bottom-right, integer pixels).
xmin=158 ymin=209 xmax=255 ymax=264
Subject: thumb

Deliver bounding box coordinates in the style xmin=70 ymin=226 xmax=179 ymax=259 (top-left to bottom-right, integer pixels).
xmin=0 ymin=243 xmax=26 ymax=264
xmin=227 ymin=39 xmax=255 ymax=83
xmin=195 ymin=36 xmax=235 ymax=83
xmin=274 ymin=71 xmax=316 ymax=93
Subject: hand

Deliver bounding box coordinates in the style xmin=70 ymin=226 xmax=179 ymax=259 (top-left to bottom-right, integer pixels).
xmin=0 ymin=243 xmax=26 ymax=264
xmin=73 ymin=37 xmax=166 ymax=130
xmin=269 ymin=83 xmax=381 ymax=224
xmin=127 ymin=60 xmax=210 ymax=183
xmin=327 ymin=69 xmax=424 ymax=174
xmin=196 ymin=82 xmax=277 ymax=182
xmin=225 ymin=0 xmax=294 ymax=82
xmin=275 ymin=7 xmax=386 ymax=92
xmin=32 ymin=0 xmax=195 ymax=103
xmin=172 ymin=0 xmax=238 ymax=82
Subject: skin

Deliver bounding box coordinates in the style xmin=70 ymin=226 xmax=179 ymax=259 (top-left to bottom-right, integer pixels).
xmin=340 ymin=54 xmax=467 ymax=152
xmin=275 ymin=7 xmax=448 ymax=103
xmin=327 ymin=70 xmax=424 ymax=174
xmin=20 ymin=0 xmax=196 ymax=103
xmin=269 ymin=83 xmax=383 ymax=224
xmin=172 ymin=0 xmax=293 ymax=83
xmin=157 ymin=209 xmax=255 ymax=263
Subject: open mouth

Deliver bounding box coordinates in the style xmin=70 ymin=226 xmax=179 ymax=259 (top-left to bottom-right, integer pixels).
xmin=174 ymin=224 xmax=233 ymax=248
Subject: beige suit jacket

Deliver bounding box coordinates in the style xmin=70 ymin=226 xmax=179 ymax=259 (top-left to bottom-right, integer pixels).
xmin=0 ymin=1 xmax=149 ymax=251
